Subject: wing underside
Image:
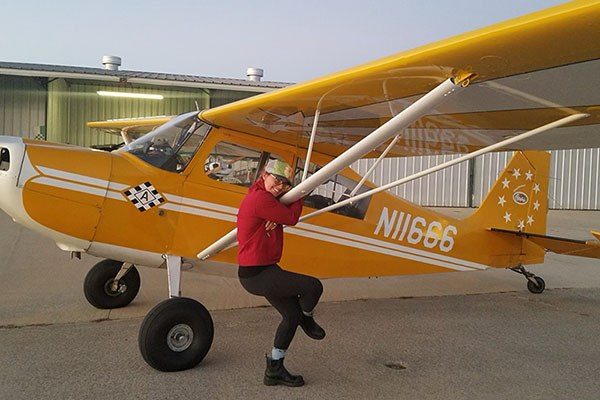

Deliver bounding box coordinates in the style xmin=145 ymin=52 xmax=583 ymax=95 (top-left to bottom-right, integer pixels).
xmin=199 ymin=1 xmax=600 ymax=158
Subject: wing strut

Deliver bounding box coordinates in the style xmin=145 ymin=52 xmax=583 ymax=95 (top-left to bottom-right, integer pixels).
xmin=120 ymin=128 xmax=134 ymax=145
xmin=302 ymin=109 xmax=320 ymax=182
xmin=348 ymin=77 xmax=405 ymax=196
xmin=349 ymin=134 xmax=401 ymax=197
xmin=197 ymin=77 xmax=470 ymax=260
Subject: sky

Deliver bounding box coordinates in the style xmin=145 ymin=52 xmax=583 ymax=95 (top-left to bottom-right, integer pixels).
xmin=0 ymin=0 xmax=566 ymax=83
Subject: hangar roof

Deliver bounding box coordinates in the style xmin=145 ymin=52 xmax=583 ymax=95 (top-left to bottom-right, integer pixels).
xmin=0 ymin=61 xmax=291 ymax=93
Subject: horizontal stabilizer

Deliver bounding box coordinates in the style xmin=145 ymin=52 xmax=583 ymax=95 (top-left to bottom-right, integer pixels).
xmin=490 ymin=228 xmax=600 ymax=259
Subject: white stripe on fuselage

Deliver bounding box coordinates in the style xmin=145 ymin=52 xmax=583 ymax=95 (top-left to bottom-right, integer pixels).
xmin=31 ymin=176 xmax=109 ymax=198
xmin=161 ymin=192 xmax=485 ymax=271
xmin=38 ymin=166 xmax=129 ymax=191
xmin=28 ymin=170 xmax=485 ymax=271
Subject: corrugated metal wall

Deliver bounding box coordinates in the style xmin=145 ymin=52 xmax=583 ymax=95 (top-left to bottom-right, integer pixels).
xmin=0 ymin=76 xmax=46 ymax=138
xmin=351 ymin=154 xmax=470 ymax=207
xmin=548 ymin=149 xmax=600 ymax=210
xmin=210 ymin=89 xmax=256 ymax=109
xmin=357 ymin=149 xmax=600 ymax=210
xmin=473 ymin=150 xmax=600 ymax=209
xmin=47 ymin=79 xmax=209 ymax=147
xmin=472 ymin=152 xmax=515 ymax=206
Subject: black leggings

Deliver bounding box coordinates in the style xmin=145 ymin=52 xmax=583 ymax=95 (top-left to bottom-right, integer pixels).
xmin=238 ymin=264 xmax=323 ymax=350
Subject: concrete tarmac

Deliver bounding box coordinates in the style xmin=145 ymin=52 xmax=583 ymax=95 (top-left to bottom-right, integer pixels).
xmin=1 ymin=208 xmax=599 ymax=399
xmin=1 ymin=288 xmax=599 ymax=400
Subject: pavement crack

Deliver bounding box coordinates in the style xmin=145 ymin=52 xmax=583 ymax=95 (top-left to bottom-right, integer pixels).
xmin=0 ymin=322 xmax=52 ymax=330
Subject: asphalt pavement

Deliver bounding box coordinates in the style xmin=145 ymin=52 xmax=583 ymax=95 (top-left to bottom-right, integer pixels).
xmin=1 ymin=288 xmax=599 ymax=400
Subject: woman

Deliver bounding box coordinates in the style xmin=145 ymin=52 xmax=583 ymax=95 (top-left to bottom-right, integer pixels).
xmin=237 ymin=159 xmax=325 ymax=387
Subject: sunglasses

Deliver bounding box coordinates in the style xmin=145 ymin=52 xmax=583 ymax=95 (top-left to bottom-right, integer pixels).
xmin=270 ymin=174 xmax=292 ymax=189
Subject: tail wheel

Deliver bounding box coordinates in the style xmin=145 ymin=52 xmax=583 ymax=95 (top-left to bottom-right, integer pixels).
xmin=83 ymin=259 xmax=140 ymax=309
xmin=138 ymin=297 xmax=214 ymax=372
xmin=527 ymin=276 xmax=545 ymax=294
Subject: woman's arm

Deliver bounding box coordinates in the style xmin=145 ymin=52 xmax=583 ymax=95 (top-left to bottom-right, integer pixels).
xmin=253 ymin=193 xmax=303 ymax=226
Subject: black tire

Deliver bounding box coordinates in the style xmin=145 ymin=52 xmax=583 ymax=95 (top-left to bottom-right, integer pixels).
xmin=83 ymin=259 xmax=140 ymax=309
xmin=527 ymin=276 xmax=545 ymax=294
xmin=138 ymin=297 xmax=214 ymax=372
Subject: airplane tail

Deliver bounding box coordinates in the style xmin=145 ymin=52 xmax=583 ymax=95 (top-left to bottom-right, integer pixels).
xmin=467 ymin=151 xmax=550 ymax=234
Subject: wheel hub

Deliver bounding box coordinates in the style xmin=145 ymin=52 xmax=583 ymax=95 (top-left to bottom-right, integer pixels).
xmin=167 ymin=324 xmax=194 ymax=352
xmin=104 ymin=279 xmax=127 ymax=297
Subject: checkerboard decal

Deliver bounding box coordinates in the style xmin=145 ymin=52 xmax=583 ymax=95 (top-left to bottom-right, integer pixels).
xmin=123 ymin=182 xmax=165 ymax=212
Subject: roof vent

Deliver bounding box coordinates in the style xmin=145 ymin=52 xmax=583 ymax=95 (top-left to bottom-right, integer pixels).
xmin=102 ymin=55 xmax=122 ymax=71
xmin=246 ymin=67 xmax=263 ymax=82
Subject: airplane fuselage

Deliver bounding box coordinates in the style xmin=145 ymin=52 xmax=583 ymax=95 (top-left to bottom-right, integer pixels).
xmin=0 ymin=126 xmax=547 ymax=278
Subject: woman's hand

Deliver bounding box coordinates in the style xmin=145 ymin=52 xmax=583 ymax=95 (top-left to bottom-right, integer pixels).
xmin=265 ymin=220 xmax=278 ymax=232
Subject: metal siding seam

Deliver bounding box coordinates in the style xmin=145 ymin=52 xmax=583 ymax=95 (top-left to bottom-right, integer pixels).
xmin=440 ymin=156 xmax=446 ymax=206
xmin=581 ymin=150 xmax=587 ymax=209
xmin=559 ymin=150 xmax=565 ymax=209
xmin=433 ymin=156 xmax=439 ymax=206
xmin=0 ymin=78 xmax=5 ymax=135
xmin=560 ymin=150 xmax=566 ymax=209
xmin=587 ymin=149 xmax=593 ymax=209
xmin=596 ymin=149 xmax=599 ymax=208
xmin=574 ymin=149 xmax=580 ymax=209
xmin=549 ymin=151 xmax=556 ymax=209
xmin=7 ymin=78 xmax=15 ymax=135
xmin=388 ymin=157 xmax=393 ymax=199
xmin=566 ymin=150 xmax=572 ymax=209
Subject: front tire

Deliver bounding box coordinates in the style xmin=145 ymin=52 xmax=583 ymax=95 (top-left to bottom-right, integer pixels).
xmin=83 ymin=259 xmax=140 ymax=309
xmin=138 ymin=297 xmax=214 ymax=372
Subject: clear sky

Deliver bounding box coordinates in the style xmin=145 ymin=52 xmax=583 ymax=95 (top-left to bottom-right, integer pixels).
xmin=0 ymin=0 xmax=566 ymax=83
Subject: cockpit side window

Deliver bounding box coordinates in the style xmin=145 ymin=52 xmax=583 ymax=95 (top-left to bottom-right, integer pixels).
xmin=118 ymin=111 xmax=211 ymax=173
xmin=204 ymin=141 xmax=287 ymax=188
xmin=295 ymin=159 xmax=371 ymax=219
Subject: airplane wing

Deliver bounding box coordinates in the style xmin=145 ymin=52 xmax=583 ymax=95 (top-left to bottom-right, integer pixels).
xmin=199 ymin=1 xmax=600 ymax=158
xmin=196 ymin=1 xmax=600 ymax=260
xmin=87 ymin=116 xmax=173 ymax=144
xmin=491 ymin=228 xmax=600 ymax=259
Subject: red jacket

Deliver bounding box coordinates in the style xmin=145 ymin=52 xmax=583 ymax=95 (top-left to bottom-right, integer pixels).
xmin=237 ymin=179 xmax=303 ymax=266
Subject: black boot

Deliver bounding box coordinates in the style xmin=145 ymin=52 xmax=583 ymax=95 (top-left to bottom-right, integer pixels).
xmin=264 ymin=356 xmax=305 ymax=387
xmin=301 ymin=314 xmax=326 ymax=340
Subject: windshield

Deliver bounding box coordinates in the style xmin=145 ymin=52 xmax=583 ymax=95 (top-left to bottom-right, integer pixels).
xmin=118 ymin=111 xmax=211 ymax=173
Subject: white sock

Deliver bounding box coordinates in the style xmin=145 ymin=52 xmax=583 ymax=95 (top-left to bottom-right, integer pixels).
xmin=271 ymin=347 xmax=286 ymax=360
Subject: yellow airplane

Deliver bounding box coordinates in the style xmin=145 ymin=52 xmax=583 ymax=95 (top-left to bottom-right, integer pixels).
xmin=1 ymin=0 xmax=600 ymax=372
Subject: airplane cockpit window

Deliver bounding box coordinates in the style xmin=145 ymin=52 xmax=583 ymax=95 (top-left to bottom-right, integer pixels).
xmin=0 ymin=147 xmax=9 ymax=172
xmin=295 ymin=159 xmax=371 ymax=220
xmin=205 ymin=142 xmax=263 ymax=187
xmin=118 ymin=111 xmax=211 ymax=173
xmin=205 ymin=141 xmax=287 ymax=188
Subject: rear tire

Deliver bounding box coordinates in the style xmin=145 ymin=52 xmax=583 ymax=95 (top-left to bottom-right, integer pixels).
xmin=138 ymin=297 xmax=214 ymax=372
xmin=83 ymin=259 xmax=140 ymax=309
xmin=527 ymin=276 xmax=545 ymax=294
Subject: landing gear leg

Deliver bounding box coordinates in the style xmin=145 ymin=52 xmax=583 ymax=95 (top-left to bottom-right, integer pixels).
xmin=510 ymin=264 xmax=545 ymax=294
xmin=138 ymin=255 xmax=214 ymax=372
